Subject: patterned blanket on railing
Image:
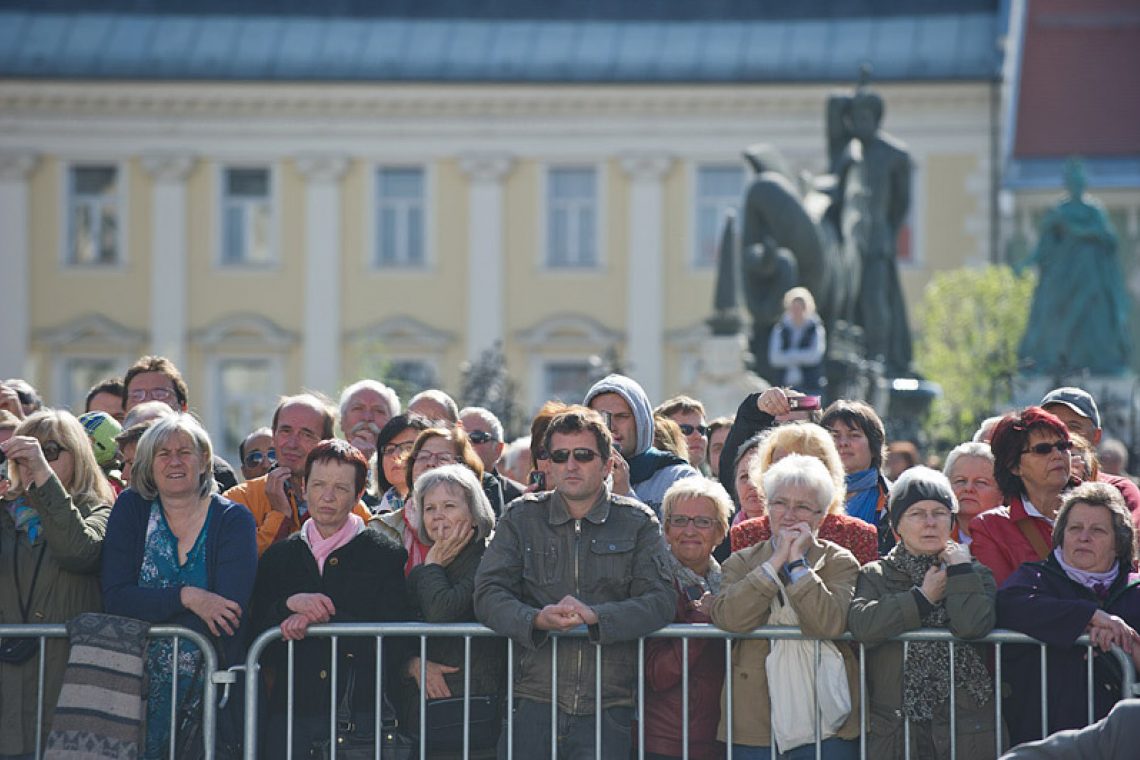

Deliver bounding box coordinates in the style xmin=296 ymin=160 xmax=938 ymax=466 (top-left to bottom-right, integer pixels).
xmin=44 ymin=613 xmax=149 ymax=760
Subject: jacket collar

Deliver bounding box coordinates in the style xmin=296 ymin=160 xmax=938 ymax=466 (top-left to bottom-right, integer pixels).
xmin=548 ymin=488 xmax=612 ymax=526
xmin=1037 ymin=552 xmax=1140 ymax=605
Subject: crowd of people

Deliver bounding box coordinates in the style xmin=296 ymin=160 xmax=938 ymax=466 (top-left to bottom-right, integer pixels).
xmin=2 ymin=355 xmax=1140 ymax=760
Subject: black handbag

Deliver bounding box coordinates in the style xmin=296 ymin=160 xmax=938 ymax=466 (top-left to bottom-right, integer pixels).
xmin=1 ymin=541 xmax=46 ymax=665
xmin=310 ymin=664 xmax=416 ymax=760
xmin=422 ymin=695 xmax=500 ymax=753
xmin=0 ymin=635 xmax=38 ymax=665
xmin=173 ymin=644 xmax=242 ymax=760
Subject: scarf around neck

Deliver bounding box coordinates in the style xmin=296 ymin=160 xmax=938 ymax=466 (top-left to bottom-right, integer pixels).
xmin=1053 ymin=548 xmax=1119 ymax=598
xmin=665 ymin=549 xmax=723 ymax=595
xmin=6 ymin=496 xmax=41 ymax=544
xmin=845 ymin=467 xmax=880 ymax=524
xmin=882 ymin=542 xmax=992 ymax=721
xmin=304 ymin=514 xmax=363 ymax=574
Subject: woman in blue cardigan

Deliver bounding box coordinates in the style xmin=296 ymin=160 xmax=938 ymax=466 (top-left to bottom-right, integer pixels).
xmin=102 ymin=413 xmax=257 ymax=759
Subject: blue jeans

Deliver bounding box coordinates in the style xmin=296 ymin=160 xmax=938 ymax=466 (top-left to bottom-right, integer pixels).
xmin=731 ymin=737 xmax=859 ymax=760
xmin=497 ymin=698 xmax=633 ymax=760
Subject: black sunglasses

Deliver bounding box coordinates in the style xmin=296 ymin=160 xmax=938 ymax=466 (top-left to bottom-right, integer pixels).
xmin=41 ymin=441 xmax=66 ymax=462
xmin=534 ymin=448 xmax=550 ymax=461
xmin=244 ymin=449 xmax=276 ymax=468
xmin=1022 ymin=440 xmax=1074 ymax=456
xmin=467 ymin=430 xmax=497 ymax=445
xmin=678 ymin=423 xmax=709 ymax=437
xmin=550 ymin=448 xmax=601 ymax=464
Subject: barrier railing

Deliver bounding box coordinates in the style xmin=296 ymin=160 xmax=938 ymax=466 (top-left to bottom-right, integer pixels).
xmin=241 ymin=622 xmax=1140 ymax=760
xmin=0 ymin=623 xmax=220 ymax=760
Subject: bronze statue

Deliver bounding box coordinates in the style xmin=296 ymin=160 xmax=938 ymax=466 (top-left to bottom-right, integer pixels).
xmin=1018 ymin=158 xmax=1131 ymax=375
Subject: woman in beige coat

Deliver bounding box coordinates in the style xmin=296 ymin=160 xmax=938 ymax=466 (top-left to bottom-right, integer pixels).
xmin=848 ymin=466 xmax=1000 ymax=760
xmin=0 ymin=410 xmax=114 ymax=757
xmin=709 ymin=454 xmax=861 ymax=760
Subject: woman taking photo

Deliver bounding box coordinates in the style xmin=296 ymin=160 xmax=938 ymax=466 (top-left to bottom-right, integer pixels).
xmin=821 ymin=400 xmax=894 ymax=555
xmin=997 ymin=482 xmax=1140 ymax=745
xmin=970 ymin=407 xmax=1074 ymax=587
xmin=1 ymin=410 xmax=114 ymax=757
xmin=848 ymin=467 xmax=999 ymax=759
xmin=101 ymin=413 xmax=257 ymax=758
xmin=402 ymin=464 xmax=502 ymax=757
xmin=252 ymin=439 xmax=415 ymax=758
xmin=710 ymin=454 xmax=861 ymax=759
xmin=643 ymin=478 xmax=734 ymax=760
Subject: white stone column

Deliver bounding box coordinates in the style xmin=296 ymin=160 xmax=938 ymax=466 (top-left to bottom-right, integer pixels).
xmin=0 ymin=150 xmax=39 ymax=380
xmin=459 ymin=153 xmax=513 ymax=362
xmin=141 ymin=152 xmax=195 ymax=369
xmin=296 ymin=154 xmax=349 ymax=396
xmin=620 ymin=152 xmax=672 ymax=403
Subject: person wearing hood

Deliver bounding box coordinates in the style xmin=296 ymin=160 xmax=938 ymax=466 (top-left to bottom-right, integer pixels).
xmin=584 ymin=374 xmax=700 ymax=516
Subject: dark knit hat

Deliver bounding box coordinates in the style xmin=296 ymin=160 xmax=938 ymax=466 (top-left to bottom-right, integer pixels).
xmin=888 ymin=466 xmax=958 ymax=530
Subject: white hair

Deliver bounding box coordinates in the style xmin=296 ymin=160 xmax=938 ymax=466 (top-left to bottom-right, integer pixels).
xmin=338 ymin=379 xmax=401 ymax=427
xmin=460 ymin=406 xmax=504 ymax=441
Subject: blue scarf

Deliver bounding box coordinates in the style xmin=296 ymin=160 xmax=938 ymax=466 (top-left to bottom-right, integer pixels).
xmin=845 ymin=467 xmax=881 ymax=525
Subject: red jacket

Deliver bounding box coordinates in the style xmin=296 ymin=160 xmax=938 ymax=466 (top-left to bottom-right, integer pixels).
xmin=969 ymin=494 xmax=1052 ymax=588
xmin=730 ymin=512 xmax=880 ymax=565
xmin=641 ymin=583 xmax=726 ymax=760
xmin=1100 ymin=472 xmax=1140 ymax=529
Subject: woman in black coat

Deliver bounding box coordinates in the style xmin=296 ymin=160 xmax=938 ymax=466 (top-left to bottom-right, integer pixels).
xmin=251 ymin=440 xmax=415 ymax=758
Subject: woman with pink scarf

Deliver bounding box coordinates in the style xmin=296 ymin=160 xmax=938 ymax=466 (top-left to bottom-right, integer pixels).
xmin=252 ymin=439 xmax=415 ymax=758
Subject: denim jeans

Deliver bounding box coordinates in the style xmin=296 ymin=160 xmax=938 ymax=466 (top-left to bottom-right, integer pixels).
xmin=497 ymin=697 xmax=633 ymax=759
xmin=730 ymin=737 xmax=859 ymax=760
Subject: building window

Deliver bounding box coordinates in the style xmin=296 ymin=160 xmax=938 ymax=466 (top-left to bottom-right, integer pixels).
xmin=59 ymin=357 xmax=120 ymax=414
xmin=547 ymin=167 xmax=598 ymax=268
xmin=541 ymin=361 xmax=595 ymax=405
xmin=381 ymin=359 xmax=438 ymax=400
xmin=67 ymin=166 xmax=120 ymax=266
xmin=694 ymin=165 xmax=744 ymax=268
xmin=221 ymin=167 xmax=273 ymax=266
xmin=211 ymin=358 xmax=280 ymax=470
xmin=375 ymin=167 xmax=425 ymax=268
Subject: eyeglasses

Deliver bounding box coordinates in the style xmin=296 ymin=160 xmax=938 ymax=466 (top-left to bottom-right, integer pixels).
xmin=126 ymin=387 xmax=176 ymax=403
xmin=41 ymin=441 xmax=66 ymax=462
xmin=534 ymin=448 xmax=550 ymax=461
xmin=243 ymin=449 xmax=276 ymax=468
xmin=467 ymin=430 xmax=498 ymax=445
xmin=380 ymin=441 xmax=415 ymax=458
xmin=1022 ymin=440 xmax=1074 ymax=456
xmin=550 ymin=448 xmax=601 ymax=464
xmin=768 ymin=501 xmax=823 ymax=520
xmin=667 ymin=515 xmax=718 ymax=529
xmin=678 ymin=424 xmax=709 ymax=437
xmin=413 ymin=451 xmax=458 ymax=466
xmin=903 ymin=507 xmax=954 ymax=523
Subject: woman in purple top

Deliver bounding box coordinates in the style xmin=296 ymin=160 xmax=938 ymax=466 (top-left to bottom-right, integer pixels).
xmin=996 ymin=481 xmax=1140 ymax=746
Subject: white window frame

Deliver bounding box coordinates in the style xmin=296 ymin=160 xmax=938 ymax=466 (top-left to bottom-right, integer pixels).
xmin=540 ymin=162 xmax=607 ymax=272
xmin=204 ymin=355 xmax=286 ymax=471
xmin=535 ymin=359 xmax=596 ymax=407
xmin=215 ymin=163 xmax=279 ymax=269
xmin=52 ymin=354 xmax=130 ymax=415
xmin=59 ymin=160 xmax=129 ymax=270
xmin=689 ymin=162 xmax=746 ymax=271
xmin=368 ymin=163 xmax=434 ymax=271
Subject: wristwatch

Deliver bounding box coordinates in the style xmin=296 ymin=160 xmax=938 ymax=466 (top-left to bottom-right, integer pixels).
xmin=785 ymin=558 xmax=809 ymax=572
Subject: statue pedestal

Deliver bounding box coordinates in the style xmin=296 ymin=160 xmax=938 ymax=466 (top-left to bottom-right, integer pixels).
xmin=688 ymin=332 xmax=769 ymax=419
xmin=1013 ymin=373 xmax=1140 ymax=445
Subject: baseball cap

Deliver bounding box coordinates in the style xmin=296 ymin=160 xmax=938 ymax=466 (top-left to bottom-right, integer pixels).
xmin=1040 ymin=387 xmax=1101 ymax=430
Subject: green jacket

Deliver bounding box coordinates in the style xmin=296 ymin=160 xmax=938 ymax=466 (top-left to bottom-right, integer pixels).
xmin=473 ymin=489 xmax=674 ymax=714
xmin=0 ymin=475 xmax=110 ymax=755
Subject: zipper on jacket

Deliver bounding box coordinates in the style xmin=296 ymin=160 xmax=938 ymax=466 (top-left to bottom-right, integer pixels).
xmin=572 ymin=518 xmax=583 ymax=714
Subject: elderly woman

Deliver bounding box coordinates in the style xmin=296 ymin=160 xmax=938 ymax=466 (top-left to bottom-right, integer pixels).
xmin=252 ymin=439 xmax=415 ymax=758
xmin=101 ymin=413 xmax=257 ymax=758
xmin=372 ymin=426 xmax=484 ymax=575
xmin=710 ymin=454 xmax=861 ymax=759
xmin=996 ymin=482 xmax=1140 ymax=745
xmin=0 ymin=411 xmax=114 ymax=757
xmin=848 ymin=467 xmax=999 ymax=759
xmin=400 ymin=464 xmax=503 ymax=756
xmin=821 ymin=400 xmax=894 ymax=555
xmin=942 ymin=442 xmax=1003 ymax=544
xmin=643 ymin=478 xmax=733 ymax=760
xmin=374 ymin=412 xmax=432 ymax=514
xmin=970 ymin=407 xmax=1075 ymax=587
xmin=730 ymin=421 xmax=879 ymax=565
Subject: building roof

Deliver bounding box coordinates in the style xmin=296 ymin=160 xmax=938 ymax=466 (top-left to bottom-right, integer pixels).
xmin=0 ymin=1 xmax=1004 ymax=83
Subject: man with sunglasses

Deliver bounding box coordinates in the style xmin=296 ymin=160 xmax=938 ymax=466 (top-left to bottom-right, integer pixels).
xmin=239 ymin=426 xmax=275 ymax=481
xmin=461 ymin=406 xmax=524 ymax=515
xmin=1041 ymin=386 xmax=1140 ymax=526
xmin=475 ymin=407 xmax=674 ymax=759
xmin=655 ymin=394 xmax=710 ymax=471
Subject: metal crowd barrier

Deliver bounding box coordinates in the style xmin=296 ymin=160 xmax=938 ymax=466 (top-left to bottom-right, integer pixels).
xmin=241 ymin=622 xmax=1140 ymax=760
xmin=0 ymin=623 xmax=220 ymax=760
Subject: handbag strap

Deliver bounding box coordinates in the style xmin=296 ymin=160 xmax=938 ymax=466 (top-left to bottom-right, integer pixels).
xmin=13 ymin=539 xmax=48 ymax=623
xmin=1016 ymin=518 xmax=1051 ymax=561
